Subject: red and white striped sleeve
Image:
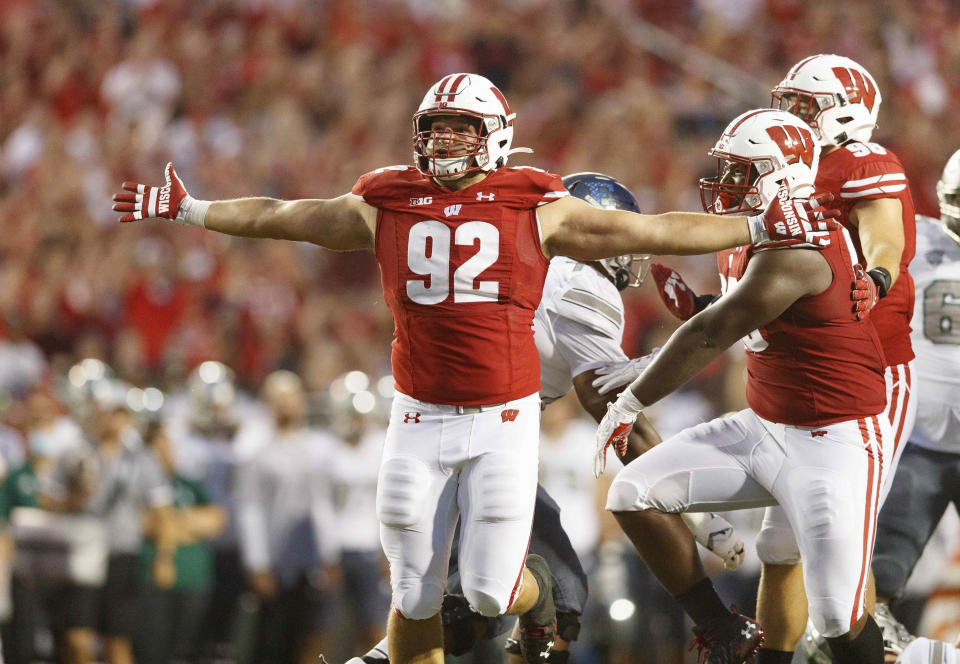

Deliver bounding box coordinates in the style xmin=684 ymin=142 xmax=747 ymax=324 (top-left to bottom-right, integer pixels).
xmin=839 ymin=158 xmax=908 ymax=202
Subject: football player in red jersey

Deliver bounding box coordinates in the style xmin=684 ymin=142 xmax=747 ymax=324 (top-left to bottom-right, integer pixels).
xmin=112 ymin=73 xmax=839 ymax=664
xmin=745 ymin=54 xmax=918 ymax=663
xmin=597 ymin=109 xmax=890 ymax=664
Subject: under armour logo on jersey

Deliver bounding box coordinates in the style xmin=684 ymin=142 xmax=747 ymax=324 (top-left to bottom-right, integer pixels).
xmin=810 ymin=430 xmax=828 ymax=438
xmin=476 ymin=192 xmax=495 ymax=201
xmin=444 ymin=204 xmax=462 ymax=217
xmin=501 ymin=409 xmax=519 ymax=423
xmin=403 ymin=412 xmax=421 ymax=424
xmin=410 ymin=196 xmax=433 ymax=206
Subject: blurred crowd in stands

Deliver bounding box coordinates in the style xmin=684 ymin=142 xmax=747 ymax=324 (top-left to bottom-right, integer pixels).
xmin=2 ymin=0 xmax=960 ymax=661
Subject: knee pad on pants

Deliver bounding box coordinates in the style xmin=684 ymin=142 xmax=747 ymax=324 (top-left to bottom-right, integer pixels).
xmin=393 ymin=579 xmax=445 ymax=620
xmin=809 ymin=597 xmax=857 ymax=639
xmin=606 ymin=472 xmax=687 ymax=513
xmin=461 ymin=575 xmax=511 ymax=617
xmin=755 ymin=522 xmax=802 ymax=565
xmin=377 ymin=455 xmax=432 ymax=528
xmin=473 ymin=455 xmax=530 ymax=522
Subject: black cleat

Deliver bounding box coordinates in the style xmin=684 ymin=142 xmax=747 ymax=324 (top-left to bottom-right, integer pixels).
xmin=518 ymin=554 xmax=557 ymax=663
xmin=689 ymin=609 xmax=764 ymax=664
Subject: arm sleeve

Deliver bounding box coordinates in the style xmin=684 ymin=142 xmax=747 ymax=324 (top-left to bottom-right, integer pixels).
xmin=551 ymin=315 xmax=629 ymax=378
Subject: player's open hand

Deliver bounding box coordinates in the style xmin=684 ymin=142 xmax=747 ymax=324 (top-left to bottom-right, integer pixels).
xmin=852 ymin=263 xmax=879 ymax=321
xmin=113 ymin=162 xmax=190 ymax=223
xmin=591 ymin=350 xmax=660 ymax=396
xmin=749 ymin=186 xmax=841 ymax=247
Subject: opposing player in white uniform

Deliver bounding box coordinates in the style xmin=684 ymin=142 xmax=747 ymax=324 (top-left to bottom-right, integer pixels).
xmin=866 ymin=148 xmax=960 ymax=655
xmin=347 ymin=173 xmax=745 ymax=664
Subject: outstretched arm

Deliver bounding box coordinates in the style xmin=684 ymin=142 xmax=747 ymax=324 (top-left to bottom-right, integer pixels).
xmin=538 ymin=188 xmax=839 ymax=259
xmin=112 ymin=162 xmax=377 ymax=251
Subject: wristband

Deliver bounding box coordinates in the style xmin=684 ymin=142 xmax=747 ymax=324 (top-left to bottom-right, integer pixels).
xmin=746 ymin=215 xmax=766 ymax=245
xmin=177 ymin=196 xmax=211 ymax=228
xmin=613 ymin=387 xmax=645 ymax=415
xmin=867 ymin=267 xmax=892 ymax=299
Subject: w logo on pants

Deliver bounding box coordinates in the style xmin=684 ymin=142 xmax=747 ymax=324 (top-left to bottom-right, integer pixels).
xmin=501 ymin=409 xmax=519 ymax=423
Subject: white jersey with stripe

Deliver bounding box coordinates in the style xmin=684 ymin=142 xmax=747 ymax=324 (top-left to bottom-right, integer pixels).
xmin=908 ymin=215 xmax=960 ymax=453
xmin=898 ymin=638 xmax=960 ymax=664
xmin=534 ymin=257 xmax=629 ymax=403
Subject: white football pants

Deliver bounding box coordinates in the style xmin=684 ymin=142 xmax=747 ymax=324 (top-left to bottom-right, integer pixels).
xmin=607 ymin=408 xmax=890 ymax=637
xmin=376 ymin=391 xmax=540 ymax=620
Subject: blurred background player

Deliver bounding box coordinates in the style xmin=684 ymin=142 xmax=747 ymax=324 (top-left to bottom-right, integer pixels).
xmin=235 ymin=370 xmax=339 ymax=664
xmin=598 ymin=109 xmax=890 ymax=664
xmin=47 ymin=361 xmax=172 ymax=664
xmin=165 ymin=361 xmax=263 ymax=661
xmin=869 ymin=148 xmax=960 ymax=654
xmin=136 ymin=414 xmax=226 ymax=664
xmin=324 ymin=371 xmax=391 ymax=651
xmin=348 ymin=172 xmax=746 ymax=664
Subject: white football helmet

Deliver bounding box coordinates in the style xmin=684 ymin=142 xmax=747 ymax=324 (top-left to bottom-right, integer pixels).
xmin=700 ymin=109 xmax=820 ymax=215
xmin=937 ymin=148 xmax=960 ymax=243
xmin=413 ymin=73 xmax=531 ymax=178
xmin=772 ymin=54 xmax=881 ymax=147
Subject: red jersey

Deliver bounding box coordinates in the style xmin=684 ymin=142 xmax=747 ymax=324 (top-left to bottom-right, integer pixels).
xmin=352 ymin=165 xmax=565 ymax=405
xmin=717 ymin=232 xmax=886 ymax=426
xmin=816 ymin=142 xmax=916 ymax=366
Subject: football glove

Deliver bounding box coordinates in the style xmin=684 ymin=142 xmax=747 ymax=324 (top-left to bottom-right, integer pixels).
xmin=594 ymin=389 xmax=644 ymax=477
xmin=591 ymin=350 xmax=660 ymax=396
xmin=112 ymin=162 xmax=207 ymax=226
xmin=649 ymin=265 xmax=718 ymax=321
xmin=682 ymin=512 xmax=746 ymax=571
xmin=748 ymin=188 xmax=840 ymax=247
xmin=852 ymin=263 xmax=879 ymax=321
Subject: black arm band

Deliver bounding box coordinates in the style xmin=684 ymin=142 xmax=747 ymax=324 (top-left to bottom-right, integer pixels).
xmin=694 ymin=293 xmax=719 ymax=314
xmin=867 ymin=267 xmax=892 ymax=299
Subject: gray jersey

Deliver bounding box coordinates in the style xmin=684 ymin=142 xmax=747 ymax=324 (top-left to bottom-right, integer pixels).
xmin=236 ymin=427 xmax=338 ymax=587
xmin=534 ymin=257 xmax=628 ymax=403
xmin=52 ymin=437 xmax=171 ymax=554
xmin=909 ymin=216 xmax=960 ymax=453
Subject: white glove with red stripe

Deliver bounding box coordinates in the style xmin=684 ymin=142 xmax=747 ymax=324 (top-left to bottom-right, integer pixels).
xmin=748 ymin=187 xmax=840 ymax=247
xmin=594 ymin=388 xmax=644 ymax=478
xmin=112 ymin=162 xmax=209 ymax=226
xmin=682 ymin=512 xmax=746 ymax=571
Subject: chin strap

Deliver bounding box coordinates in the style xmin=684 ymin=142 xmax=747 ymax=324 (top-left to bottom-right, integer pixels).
xmin=507 ymin=146 xmax=534 ymax=156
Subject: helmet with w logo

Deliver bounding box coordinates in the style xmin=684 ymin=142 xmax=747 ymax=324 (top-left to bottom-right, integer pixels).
xmin=413 ymin=73 xmax=531 ymax=178
xmin=772 ymin=54 xmax=881 ymax=147
xmin=700 ymin=109 xmax=820 ymax=215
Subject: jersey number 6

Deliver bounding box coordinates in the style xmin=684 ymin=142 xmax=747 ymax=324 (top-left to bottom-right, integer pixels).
xmin=406 ymin=220 xmax=500 ymax=305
